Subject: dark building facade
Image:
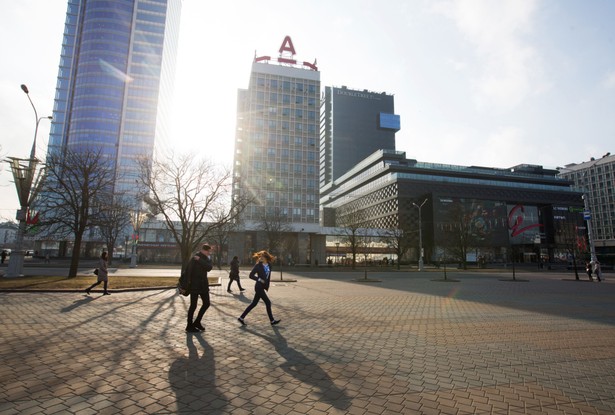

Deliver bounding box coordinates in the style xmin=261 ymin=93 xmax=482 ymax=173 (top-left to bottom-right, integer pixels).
xmin=320 ymin=86 xmax=399 ymax=188
xmin=321 ymin=150 xmax=586 ymax=264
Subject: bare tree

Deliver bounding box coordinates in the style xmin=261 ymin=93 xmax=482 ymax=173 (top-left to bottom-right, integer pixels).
xmin=139 ymin=153 xmax=250 ymax=267
xmin=208 ymin=214 xmax=237 ymax=270
xmin=380 ymin=227 xmax=412 ymax=270
xmin=441 ymin=201 xmax=477 ymax=270
xmin=97 ymin=196 xmax=133 ymax=265
xmin=336 ymin=203 xmax=369 ymax=269
xmin=258 ymin=208 xmax=293 ymax=257
xmin=36 ymin=149 xmax=116 ymax=277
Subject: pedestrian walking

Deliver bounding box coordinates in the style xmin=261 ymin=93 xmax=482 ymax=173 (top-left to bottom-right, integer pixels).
xmin=227 ymin=255 xmax=245 ymax=293
xmin=85 ymin=251 xmax=110 ymax=295
xmin=182 ymin=244 xmax=213 ymax=333
xmin=585 ymin=261 xmax=594 ymax=281
xmin=237 ymin=250 xmax=280 ymax=326
xmin=1 ymin=250 xmax=7 ymax=264
xmin=593 ymin=260 xmax=603 ymax=282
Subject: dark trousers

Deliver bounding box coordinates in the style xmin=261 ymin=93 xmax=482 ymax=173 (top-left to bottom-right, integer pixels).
xmin=87 ymin=280 xmax=108 ymax=292
xmin=227 ymin=277 xmax=244 ymax=291
xmin=187 ymin=291 xmax=210 ymax=326
xmin=240 ymin=286 xmax=274 ymax=321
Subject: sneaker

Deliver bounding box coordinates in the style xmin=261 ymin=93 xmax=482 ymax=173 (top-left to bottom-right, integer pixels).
xmin=237 ymin=317 xmax=246 ymax=326
xmin=193 ymin=322 xmax=205 ymax=331
xmin=85 ymin=288 xmax=91 ymax=295
xmin=103 ymin=292 xmax=111 ymax=295
xmin=240 ymin=288 xmax=246 ymax=291
xmin=271 ymin=319 xmax=281 ymax=325
xmin=227 ymin=290 xmax=232 ymax=293
xmin=185 ymin=326 xmax=200 ymax=333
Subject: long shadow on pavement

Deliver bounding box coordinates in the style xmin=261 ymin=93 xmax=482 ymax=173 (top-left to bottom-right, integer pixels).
xmin=243 ymin=325 xmax=351 ymax=411
xmin=168 ymin=333 xmax=228 ymax=414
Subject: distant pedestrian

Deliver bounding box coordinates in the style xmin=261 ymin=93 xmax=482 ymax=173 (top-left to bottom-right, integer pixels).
xmin=585 ymin=261 xmax=593 ymax=281
xmin=85 ymin=251 xmax=110 ymax=295
xmin=1 ymin=250 xmax=6 ymax=264
xmin=593 ymin=261 xmax=603 ymax=282
xmin=44 ymin=253 xmax=50 ymax=264
xmin=183 ymin=244 xmax=213 ymax=333
xmin=227 ymin=255 xmax=245 ymax=293
xmin=237 ymin=250 xmax=280 ymax=326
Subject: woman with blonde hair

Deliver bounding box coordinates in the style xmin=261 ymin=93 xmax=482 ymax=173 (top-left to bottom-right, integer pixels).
xmin=237 ymin=250 xmax=280 ymax=326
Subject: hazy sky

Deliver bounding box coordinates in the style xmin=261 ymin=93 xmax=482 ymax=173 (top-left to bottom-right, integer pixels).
xmin=1 ymin=0 xmax=614 ymax=220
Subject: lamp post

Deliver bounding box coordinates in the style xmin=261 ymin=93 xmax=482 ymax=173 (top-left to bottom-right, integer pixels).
xmin=412 ymin=198 xmax=428 ymax=271
xmin=5 ymin=84 xmax=52 ymax=277
xmin=335 ymin=242 xmax=340 ymax=265
xmin=129 ymin=207 xmax=147 ymax=268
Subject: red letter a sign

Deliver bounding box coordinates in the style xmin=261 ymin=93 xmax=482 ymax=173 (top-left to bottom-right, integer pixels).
xmin=279 ymin=36 xmax=296 ymax=56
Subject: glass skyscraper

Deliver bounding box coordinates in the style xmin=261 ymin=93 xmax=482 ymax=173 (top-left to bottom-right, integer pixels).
xmin=48 ymin=0 xmax=182 ymax=196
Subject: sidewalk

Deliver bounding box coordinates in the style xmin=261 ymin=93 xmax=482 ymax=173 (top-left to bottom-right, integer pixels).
xmin=1 ymin=269 xmax=614 ymax=414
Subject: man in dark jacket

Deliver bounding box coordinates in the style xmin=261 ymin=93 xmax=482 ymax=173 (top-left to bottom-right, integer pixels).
xmin=185 ymin=244 xmax=213 ymax=332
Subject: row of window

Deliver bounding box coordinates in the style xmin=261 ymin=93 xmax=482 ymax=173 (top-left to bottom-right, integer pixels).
xmin=253 ymin=77 xmax=318 ymax=95
xmin=246 ymin=206 xmax=318 ymax=221
xmin=253 ymin=92 xmax=317 ymax=107
xmin=262 ymin=191 xmax=318 ymax=204
xmin=251 ymin=119 xmax=318 ymax=134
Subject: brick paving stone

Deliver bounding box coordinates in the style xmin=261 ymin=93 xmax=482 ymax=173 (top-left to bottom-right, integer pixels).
xmin=1 ymin=270 xmax=615 ymax=413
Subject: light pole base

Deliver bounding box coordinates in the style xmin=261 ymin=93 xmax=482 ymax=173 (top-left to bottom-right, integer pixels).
xmin=5 ymin=252 xmax=26 ymax=277
xmin=418 ymin=258 xmax=424 ymax=271
xmin=130 ymin=254 xmax=137 ymax=268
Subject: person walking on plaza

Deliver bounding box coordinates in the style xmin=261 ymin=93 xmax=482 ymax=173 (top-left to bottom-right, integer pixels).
xmin=585 ymin=261 xmax=594 ymax=281
xmin=593 ymin=260 xmax=603 ymax=282
xmin=227 ymin=255 xmax=245 ymax=293
xmin=85 ymin=251 xmax=110 ymax=295
xmin=183 ymin=244 xmax=213 ymax=333
xmin=237 ymin=250 xmax=280 ymax=326
xmin=1 ymin=250 xmax=6 ymax=264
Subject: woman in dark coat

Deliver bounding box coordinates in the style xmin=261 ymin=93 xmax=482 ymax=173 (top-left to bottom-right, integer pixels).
xmin=227 ymin=255 xmax=245 ymax=293
xmin=237 ymin=250 xmax=280 ymax=326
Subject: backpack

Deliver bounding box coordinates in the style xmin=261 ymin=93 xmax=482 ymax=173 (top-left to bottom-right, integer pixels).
xmin=177 ymin=261 xmax=192 ymax=296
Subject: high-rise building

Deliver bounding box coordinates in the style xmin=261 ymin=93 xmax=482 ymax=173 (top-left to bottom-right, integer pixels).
xmin=231 ymin=36 xmax=322 ymax=263
xmin=320 ymin=86 xmax=399 ymax=188
xmin=557 ymin=153 xmax=615 ymax=262
xmin=232 ymin=36 xmax=320 ymax=228
xmin=47 ymin=0 xmax=182 ymax=196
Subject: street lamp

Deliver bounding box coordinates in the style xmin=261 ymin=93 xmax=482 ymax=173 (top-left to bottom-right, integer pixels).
xmin=129 ymin=207 xmax=148 ymax=268
xmin=335 ymin=242 xmax=340 ymax=265
xmin=4 ymin=84 xmax=52 ymax=277
xmin=412 ymin=198 xmax=428 ymax=271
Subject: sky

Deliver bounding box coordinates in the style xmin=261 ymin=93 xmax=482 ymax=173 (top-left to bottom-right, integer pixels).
xmin=1 ymin=0 xmax=614 ymax=220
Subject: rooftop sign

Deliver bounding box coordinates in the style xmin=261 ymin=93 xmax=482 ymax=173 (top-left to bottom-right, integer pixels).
xmin=254 ymin=35 xmax=318 ymax=71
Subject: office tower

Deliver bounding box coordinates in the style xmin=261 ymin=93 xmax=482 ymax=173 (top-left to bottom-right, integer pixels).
xmin=558 ymin=153 xmax=615 ymax=260
xmin=47 ymin=0 xmax=182 ymax=196
xmin=320 ymin=86 xmax=400 ymax=188
xmin=232 ymin=36 xmax=321 ymax=230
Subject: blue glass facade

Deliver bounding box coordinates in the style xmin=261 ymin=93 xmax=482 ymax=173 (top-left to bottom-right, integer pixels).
xmin=48 ymin=0 xmax=181 ymax=197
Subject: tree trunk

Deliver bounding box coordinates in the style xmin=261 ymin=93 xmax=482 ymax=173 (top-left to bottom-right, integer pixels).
xmin=68 ymin=233 xmax=84 ymax=278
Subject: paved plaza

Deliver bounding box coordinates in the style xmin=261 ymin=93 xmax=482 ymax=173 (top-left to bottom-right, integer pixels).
xmin=1 ymin=268 xmax=614 ymax=414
